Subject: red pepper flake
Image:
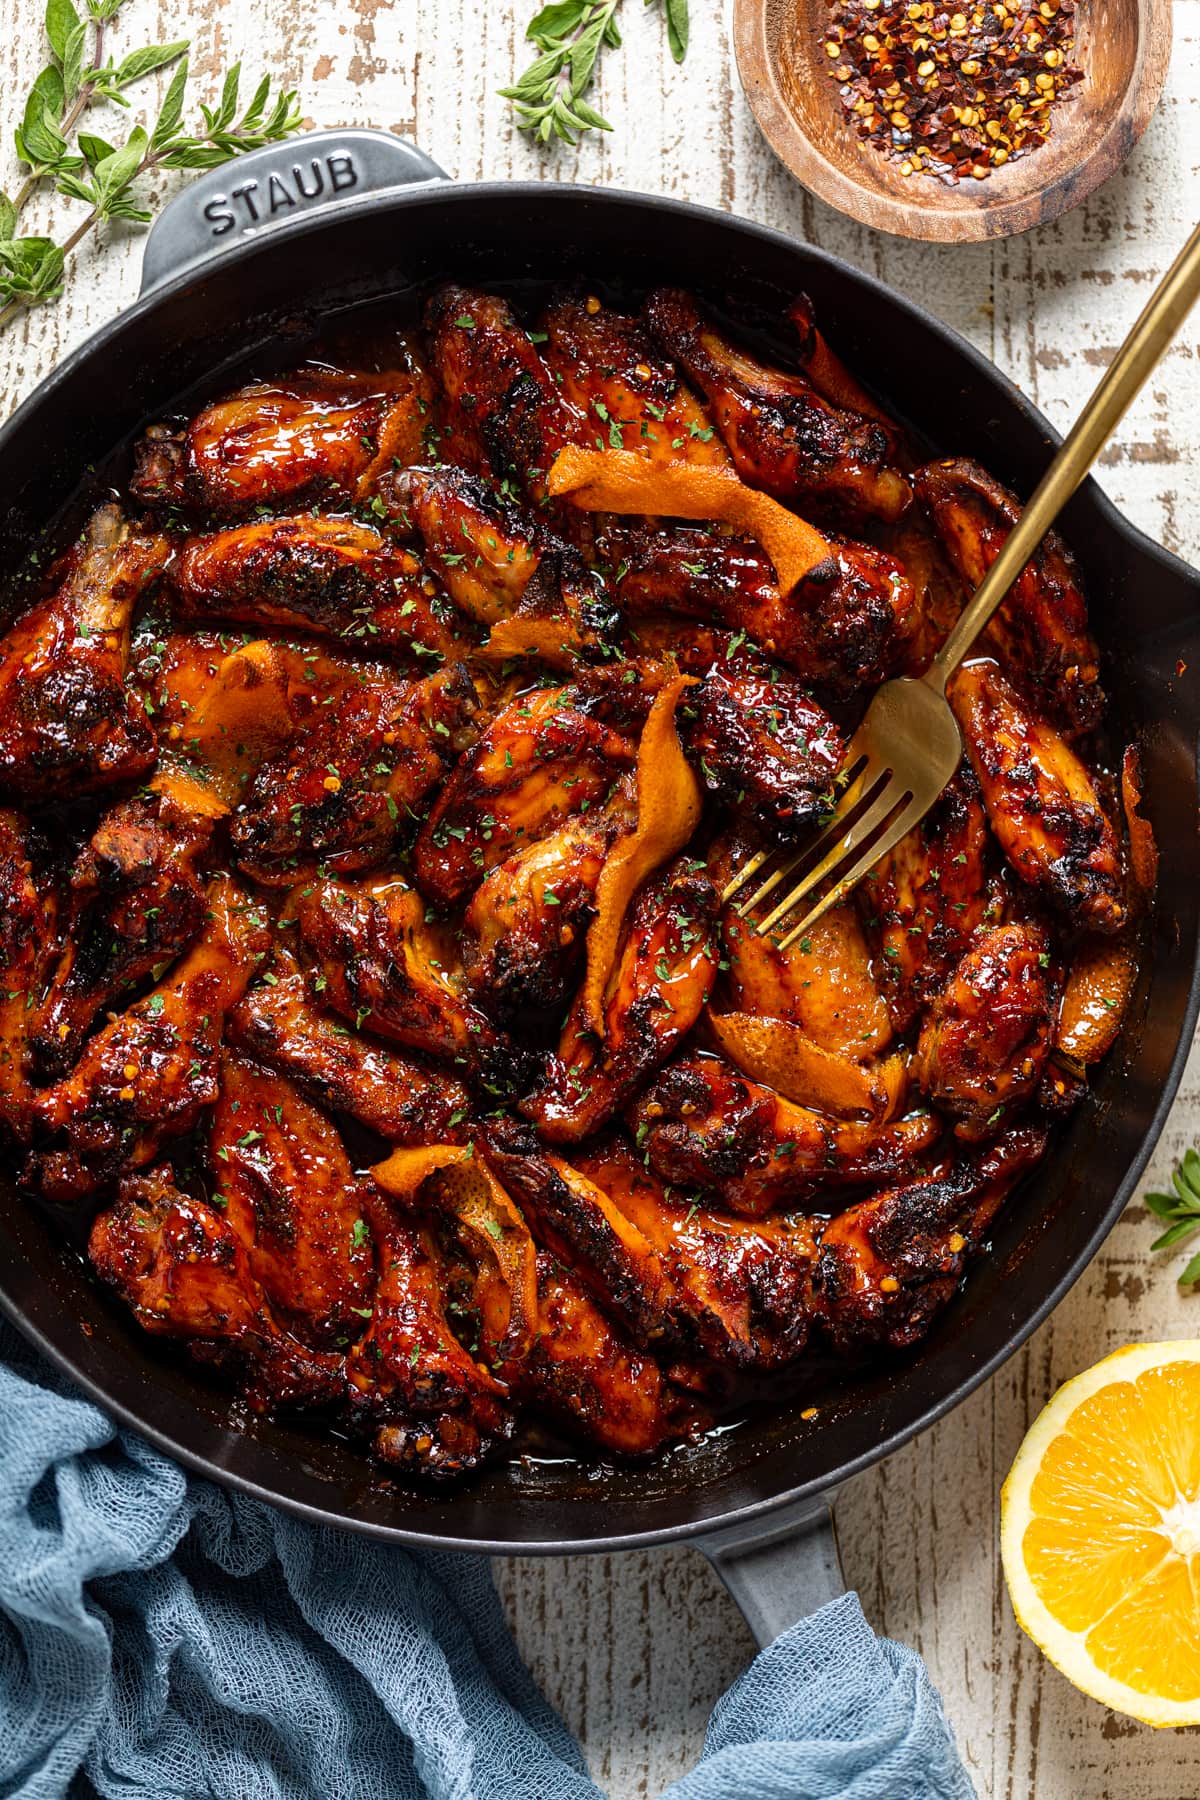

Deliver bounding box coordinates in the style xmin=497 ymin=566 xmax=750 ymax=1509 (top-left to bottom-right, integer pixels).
xmin=822 ymin=0 xmax=1081 ymax=183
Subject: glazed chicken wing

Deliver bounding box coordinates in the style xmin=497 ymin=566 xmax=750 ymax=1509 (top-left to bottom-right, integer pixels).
xmin=345 ymin=1201 xmax=513 ymax=1478
xmin=413 ymin=684 xmax=635 ymax=906
xmin=914 ymin=922 xmax=1058 ymax=1141
xmin=464 ymin=784 xmax=636 ymax=1019
xmin=686 ymin=660 xmax=843 ymax=837
xmin=521 ymin=1252 xmax=706 ymax=1455
xmin=210 ymin=1052 xmax=375 ymax=1347
xmin=130 ymin=368 xmax=431 ymax=516
xmin=916 ymin=459 xmax=1102 ymax=736
xmin=951 ymin=659 xmax=1126 ymax=932
xmin=540 ymin=291 xmax=727 ymax=468
xmin=522 ymin=858 xmax=719 ymax=1142
xmin=32 ymin=789 xmax=215 ymax=1078
xmin=813 ymin=1124 xmax=1047 ymax=1352
xmin=0 ymin=506 xmax=167 ymax=803
xmin=28 ymin=874 xmax=270 ymax=1202
xmin=859 ymin=767 xmax=1001 ymax=1033
xmin=610 ymin=522 xmax=919 ymax=696
xmin=89 ymin=1165 xmax=344 ymax=1408
xmin=231 ymin=662 xmax=479 ymax=884
xmin=487 ymin=1127 xmax=819 ymax=1373
xmin=629 ymin=1053 xmax=942 ymax=1218
xmin=383 ymin=463 xmax=617 ymax=664
xmin=229 ymin=955 xmax=470 ymax=1144
xmin=171 ymin=515 xmax=469 ymax=660
xmin=644 ymin=289 xmax=910 ymax=522
xmin=382 ymin=465 xmax=540 ymax=623
xmin=0 ymin=810 xmax=57 ymax=1140
xmin=426 ymin=286 xmax=575 ymax=493
xmin=291 ymin=873 xmax=527 ymax=1092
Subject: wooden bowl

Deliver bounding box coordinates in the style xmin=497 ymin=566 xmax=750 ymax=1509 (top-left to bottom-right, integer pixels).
xmin=733 ymin=0 xmax=1172 ymax=241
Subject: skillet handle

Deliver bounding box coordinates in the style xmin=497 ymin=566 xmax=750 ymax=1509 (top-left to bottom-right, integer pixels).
xmin=696 ymin=1494 xmax=843 ymax=1649
xmin=139 ymin=127 xmax=448 ymax=295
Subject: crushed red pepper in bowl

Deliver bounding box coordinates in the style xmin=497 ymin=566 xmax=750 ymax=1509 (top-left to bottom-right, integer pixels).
xmin=823 ymin=0 xmax=1082 ymax=183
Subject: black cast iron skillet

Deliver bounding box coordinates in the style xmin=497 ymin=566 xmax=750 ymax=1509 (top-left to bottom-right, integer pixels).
xmin=1 ymin=129 xmax=1198 ymax=1647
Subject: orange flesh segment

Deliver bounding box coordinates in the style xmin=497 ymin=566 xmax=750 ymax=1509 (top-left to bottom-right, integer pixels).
xmin=1023 ymin=1360 xmax=1200 ymax=1699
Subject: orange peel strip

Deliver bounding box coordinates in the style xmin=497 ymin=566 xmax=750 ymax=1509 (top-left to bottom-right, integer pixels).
xmin=580 ymin=672 xmax=703 ymax=1035
xmin=480 ymin=614 xmax=588 ymax=669
xmin=1057 ymin=937 xmax=1139 ymax=1069
xmin=547 ymin=445 xmax=832 ymax=591
xmin=1121 ymin=744 xmax=1158 ymax=898
xmin=151 ymin=639 xmax=296 ymax=813
xmin=373 ymin=1144 xmax=538 ymax=1367
xmin=707 ymin=1009 xmax=906 ymax=1120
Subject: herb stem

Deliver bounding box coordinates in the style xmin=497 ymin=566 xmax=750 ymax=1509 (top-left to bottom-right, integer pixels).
xmin=9 ymin=9 xmax=115 ymax=225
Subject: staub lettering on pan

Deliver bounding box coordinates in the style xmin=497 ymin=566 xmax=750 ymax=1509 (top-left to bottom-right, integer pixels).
xmin=202 ymin=151 xmax=359 ymax=236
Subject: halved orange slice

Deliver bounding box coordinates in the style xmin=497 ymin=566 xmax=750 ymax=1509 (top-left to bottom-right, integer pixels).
xmin=1001 ymin=1342 xmax=1200 ymax=1726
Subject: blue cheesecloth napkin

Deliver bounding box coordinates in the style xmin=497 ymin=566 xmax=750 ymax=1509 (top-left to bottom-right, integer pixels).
xmin=0 ymin=1319 xmax=976 ymax=1800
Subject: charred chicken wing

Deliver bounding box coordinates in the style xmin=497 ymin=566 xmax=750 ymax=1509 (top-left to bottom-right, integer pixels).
xmin=813 ymin=1125 xmax=1048 ymax=1352
xmin=291 ymin=873 xmax=526 ymax=1091
xmin=951 ymin=658 xmax=1126 ymax=932
xmin=426 ymin=285 xmax=575 ymax=492
xmin=610 ymin=523 xmax=919 ymax=695
xmin=540 ymin=290 xmax=727 ymax=469
xmin=522 ymin=859 xmax=719 ymax=1142
xmin=916 ymin=458 xmax=1102 ymax=736
xmin=89 ymin=1165 xmax=345 ymax=1407
xmin=859 ymin=767 xmax=1001 ymax=1033
xmin=644 ymin=288 xmax=910 ymax=521
xmin=229 ymin=954 xmax=470 ymax=1144
xmin=914 ymin=922 xmax=1058 ymax=1141
xmin=413 ymin=684 xmax=635 ymax=906
xmin=210 ymin=1052 xmax=376 ymax=1347
xmin=0 ymin=506 xmax=167 ymax=803
xmin=131 ymin=368 xmax=431 ymax=516
xmin=171 ymin=515 xmax=468 ymax=660
xmin=464 ymin=785 xmax=636 ymax=1019
xmin=629 ymin=1052 xmax=941 ymax=1218
xmin=231 ymin=662 xmax=479 ymax=883
xmin=28 ymin=875 xmax=270 ymax=1202
xmin=32 ymin=789 xmax=215 ymax=1078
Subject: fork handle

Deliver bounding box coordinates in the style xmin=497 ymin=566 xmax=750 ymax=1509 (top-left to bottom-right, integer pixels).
xmin=928 ymin=218 xmax=1200 ymax=688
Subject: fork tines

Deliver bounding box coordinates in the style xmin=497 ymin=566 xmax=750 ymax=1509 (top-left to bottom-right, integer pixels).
xmin=720 ymin=752 xmax=920 ymax=950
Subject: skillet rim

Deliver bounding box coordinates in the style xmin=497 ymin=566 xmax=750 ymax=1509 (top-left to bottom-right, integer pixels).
xmin=1 ymin=175 xmax=1198 ymax=1555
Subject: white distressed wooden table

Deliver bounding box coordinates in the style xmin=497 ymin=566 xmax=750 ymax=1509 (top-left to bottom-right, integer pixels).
xmin=4 ymin=1 xmax=1199 ymax=1792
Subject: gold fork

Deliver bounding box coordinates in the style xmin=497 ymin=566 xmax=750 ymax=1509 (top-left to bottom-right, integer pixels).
xmin=723 ymin=217 xmax=1200 ymax=951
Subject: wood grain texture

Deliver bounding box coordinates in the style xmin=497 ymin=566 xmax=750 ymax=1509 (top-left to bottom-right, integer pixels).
xmin=733 ymin=0 xmax=1173 ymax=242
xmin=3 ymin=1 xmax=1199 ymax=1792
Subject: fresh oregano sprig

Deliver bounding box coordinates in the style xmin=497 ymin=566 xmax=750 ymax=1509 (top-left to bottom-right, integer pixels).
xmin=0 ymin=0 xmax=303 ymax=334
xmin=501 ymin=0 xmax=690 ymax=147
xmin=1146 ymin=1148 xmax=1200 ymax=1287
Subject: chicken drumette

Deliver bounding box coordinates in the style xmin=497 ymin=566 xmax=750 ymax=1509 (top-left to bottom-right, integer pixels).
xmin=0 ymin=506 xmax=167 ymax=804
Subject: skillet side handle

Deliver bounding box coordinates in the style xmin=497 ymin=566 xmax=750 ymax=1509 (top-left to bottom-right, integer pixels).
xmin=140 ymin=127 xmax=449 ymax=295
xmin=696 ymin=1495 xmax=844 ymax=1649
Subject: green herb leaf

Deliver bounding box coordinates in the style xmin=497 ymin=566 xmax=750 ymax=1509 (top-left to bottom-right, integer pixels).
xmin=76 ymin=130 xmax=115 ymax=169
xmin=503 ymin=0 xmax=689 ymax=146
xmin=112 ymin=39 xmax=187 ymax=89
xmin=45 ymin=0 xmax=82 ymax=64
xmin=1145 ymin=1151 xmax=1200 ymax=1286
xmin=150 ymin=53 xmax=189 ymax=149
xmin=655 ymin=0 xmax=689 ymax=62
